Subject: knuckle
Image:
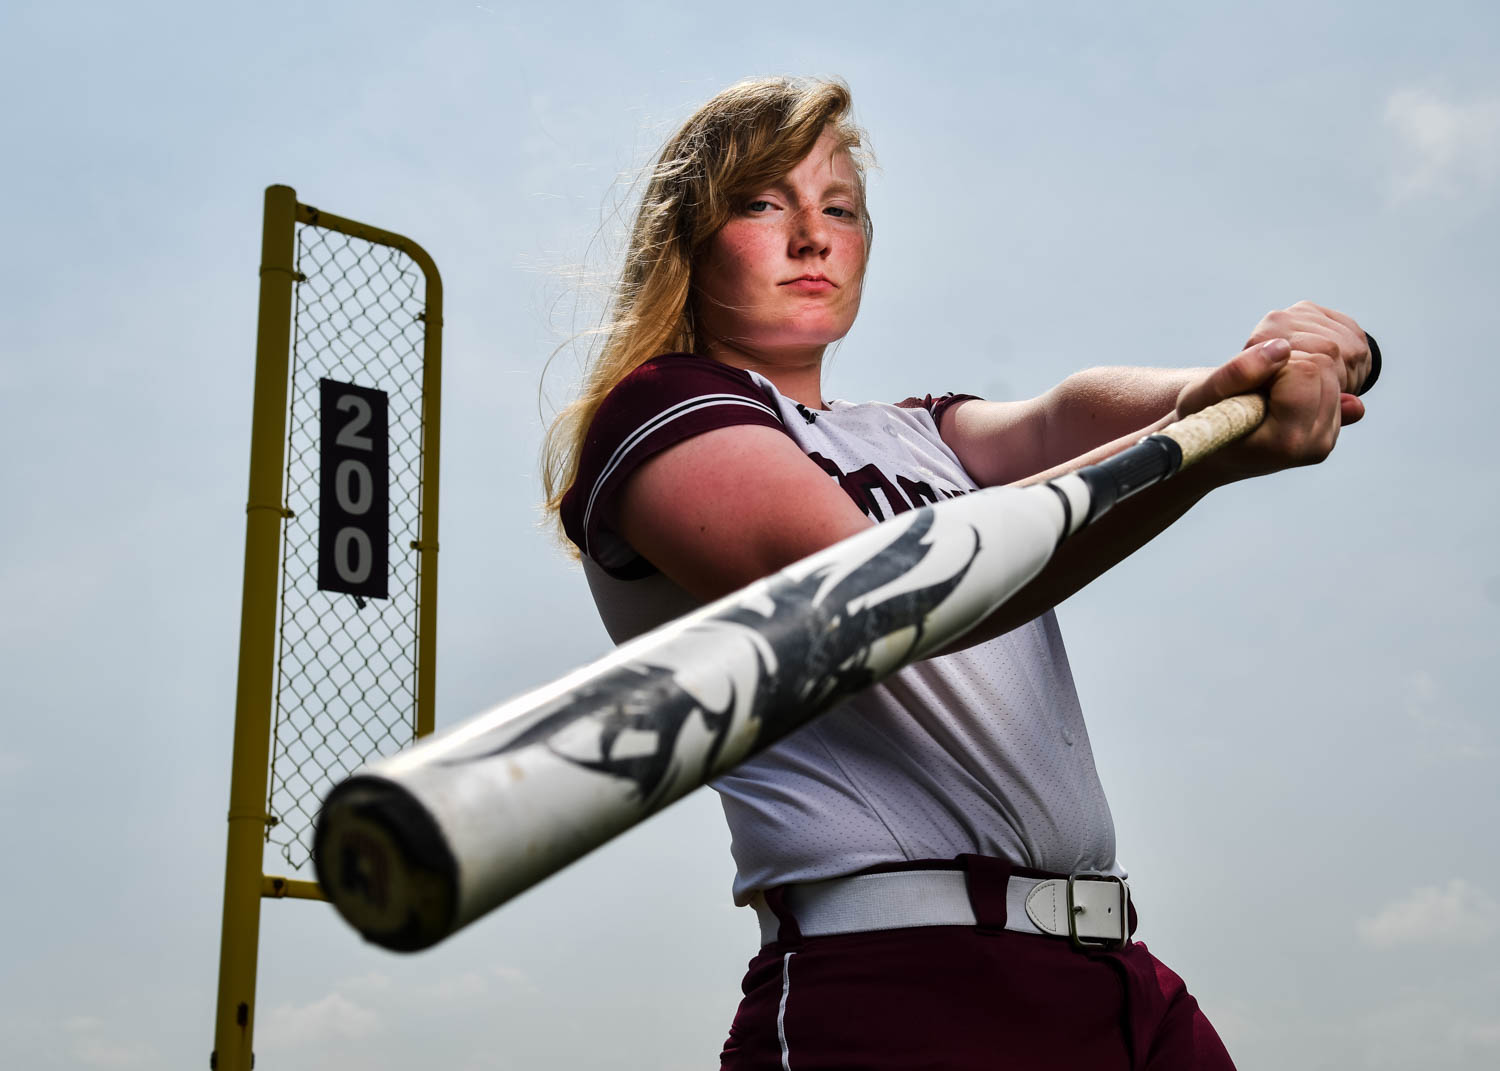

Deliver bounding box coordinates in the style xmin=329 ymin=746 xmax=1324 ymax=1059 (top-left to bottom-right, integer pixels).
xmin=1284 ymin=359 xmax=1318 ymax=384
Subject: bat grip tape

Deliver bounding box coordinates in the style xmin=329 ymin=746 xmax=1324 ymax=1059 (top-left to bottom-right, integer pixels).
xmin=1075 ymin=435 xmax=1183 ymax=526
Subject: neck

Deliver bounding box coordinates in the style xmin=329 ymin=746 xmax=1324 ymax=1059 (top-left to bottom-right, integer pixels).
xmin=701 ymin=338 xmax=828 ymax=410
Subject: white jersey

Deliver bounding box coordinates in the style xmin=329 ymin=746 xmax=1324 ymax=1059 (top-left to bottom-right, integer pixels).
xmin=560 ymin=355 xmax=1119 ymax=904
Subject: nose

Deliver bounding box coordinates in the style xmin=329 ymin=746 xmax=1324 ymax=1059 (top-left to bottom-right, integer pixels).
xmin=788 ymin=207 xmax=830 ymax=259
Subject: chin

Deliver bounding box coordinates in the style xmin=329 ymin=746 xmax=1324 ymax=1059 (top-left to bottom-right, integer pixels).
xmin=779 ymin=316 xmax=855 ymax=347
xmin=764 ymin=334 xmax=849 ymax=355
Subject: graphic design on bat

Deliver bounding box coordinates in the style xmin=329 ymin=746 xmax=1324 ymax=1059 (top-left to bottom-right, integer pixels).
xmin=439 ymin=508 xmax=984 ymax=811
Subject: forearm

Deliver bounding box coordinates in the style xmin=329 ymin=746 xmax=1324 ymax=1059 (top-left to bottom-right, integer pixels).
xmin=1018 ymin=408 xmax=1176 ymax=486
xmin=943 ymin=366 xmax=1208 ymax=487
xmin=935 ymin=316 xmax=1369 ymax=655
xmin=1037 ymin=366 xmax=1207 ymax=464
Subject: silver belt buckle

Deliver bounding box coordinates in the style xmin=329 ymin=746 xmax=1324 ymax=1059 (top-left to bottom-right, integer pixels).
xmin=1066 ymin=872 xmax=1129 ymax=950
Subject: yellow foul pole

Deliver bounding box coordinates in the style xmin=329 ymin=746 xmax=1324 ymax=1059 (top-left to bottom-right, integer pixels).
xmin=212 ymin=184 xmax=298 ymax=1071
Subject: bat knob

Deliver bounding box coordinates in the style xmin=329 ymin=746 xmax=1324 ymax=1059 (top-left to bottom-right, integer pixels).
xmin=313 ymin=777 xmax=460 ymax=951
xmin=1358 ymin=332 xmax=1381 ymax=396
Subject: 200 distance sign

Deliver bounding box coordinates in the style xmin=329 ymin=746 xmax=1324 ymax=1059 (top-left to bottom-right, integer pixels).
xmin=318 ymin=379 xmax=389 ymax=600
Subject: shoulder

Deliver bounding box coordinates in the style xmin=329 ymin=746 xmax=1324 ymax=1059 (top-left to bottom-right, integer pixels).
xmin=592 ymin=354 xmax=782 ymax=435
xmin=560 ymin=354 xmax=788 ymax=571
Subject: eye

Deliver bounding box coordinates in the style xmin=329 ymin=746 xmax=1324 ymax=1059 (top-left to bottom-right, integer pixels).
xmin=745 ymin=199 xmax=774 ymax=213
xmin=824 ymin=205 xmax=858 ymax=219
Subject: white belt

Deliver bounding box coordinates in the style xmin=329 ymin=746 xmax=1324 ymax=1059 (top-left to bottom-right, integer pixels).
xmin=753 ymin=869 xmax=1130 ymax=949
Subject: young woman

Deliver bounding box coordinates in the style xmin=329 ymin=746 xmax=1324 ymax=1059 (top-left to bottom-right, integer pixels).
xmin=544 ymin=78 xmax=1372 ymax=1070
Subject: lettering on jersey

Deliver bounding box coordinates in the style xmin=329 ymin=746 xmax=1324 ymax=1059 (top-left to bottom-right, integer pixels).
xmin=898 ymin=475 xmax=940 ymax=508
xmin=808 ymin=452 xmax=967 ymax=521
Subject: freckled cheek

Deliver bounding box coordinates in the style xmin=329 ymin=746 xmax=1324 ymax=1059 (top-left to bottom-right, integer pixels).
xmin=840 ymin=253 xmax=866 ymax=314
xmin=699 ymin=244 xmax=756 ymax=308
xmin=727 ymin=225 xmax=778 ymax=259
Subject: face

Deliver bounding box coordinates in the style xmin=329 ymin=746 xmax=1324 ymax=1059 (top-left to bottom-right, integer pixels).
xmin=693 ymin=129 xmax=867 ymax=368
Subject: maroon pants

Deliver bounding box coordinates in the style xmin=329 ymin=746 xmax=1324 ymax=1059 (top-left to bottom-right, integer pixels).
xmin=719 ymin=859 xmax=1235 ymax=1071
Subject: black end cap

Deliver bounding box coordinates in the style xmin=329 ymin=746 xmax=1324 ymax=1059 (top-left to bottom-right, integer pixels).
xmin=313 ymin=776 xmax=461 ymax=952
xmin=1358 ymin=332 xmax=1381 ymax=396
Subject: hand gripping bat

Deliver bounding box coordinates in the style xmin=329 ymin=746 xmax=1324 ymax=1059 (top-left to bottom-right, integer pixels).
xmin=313 ymin=336 xmax=1380 ymax=951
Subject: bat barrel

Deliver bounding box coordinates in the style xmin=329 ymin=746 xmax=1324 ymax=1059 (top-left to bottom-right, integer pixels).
xmin=314 ymin=484 xmax=1074 ymax=950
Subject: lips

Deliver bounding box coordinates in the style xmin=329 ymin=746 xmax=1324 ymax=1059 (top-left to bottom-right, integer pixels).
xmin=781 ymin=275 xmax=836 ymax=292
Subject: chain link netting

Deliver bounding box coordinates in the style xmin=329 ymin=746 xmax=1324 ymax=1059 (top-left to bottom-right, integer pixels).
xmin=266 ymin=224 xmax=430 ymax=870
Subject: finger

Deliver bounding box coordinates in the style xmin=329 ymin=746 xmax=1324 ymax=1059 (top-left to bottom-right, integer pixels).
xmin=1284 ymin=330 xmax=1342 ymax=357
xmin=1178 ymin=338 xmax=1290 ymax=416
xmin=1314 ymin=303 xmax=1365 ymax=340
xmin=1290 ymin=303 xmax=1368 ymax=367
xmin=1339 ymin=393 xmax=1366 ymax=425
xmin=1220 ymin=337 xmax=1293 ymax=392
xmin=1244 ymin=307 xmax=1291 ymax=347
xmin=1307 ymin=359 xmax=1344 ymax=457
xmin=1321 ymin=364 xmax=1345 ymax=451
xmin=1289 ymin=300 xmax=1360 ymax=336
xmin=1289 ymin=299 xmax=1345 ymax=325
xmin=1281 ymin=327 xmax=1367 ymax=393
xmin=1247 ymin=303 xmax=1362 ymax=359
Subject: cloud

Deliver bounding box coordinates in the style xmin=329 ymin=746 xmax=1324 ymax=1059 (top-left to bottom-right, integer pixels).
xmin=492 ymin=965 xmax=535 ymax=990
xmin=1357 ymin=878 xmax=1500 ymax=947
xmin=1352 ymin=998 xmax=1500 ymax=1069
xmin=1385 ymin=88 xmax=1500 ymax=201
xmin=57 ymin=1016 xmax=159 ymax=1067
xmin=1197 ymin=1000 xmax=1257 ymax=1048
xmin=418 ymin=971 xmax=489 ymax=1002
xmin=339 ymin=971 xmax=394 ymax=995
xmin=260 ymin=967 xmax=529 ymax=1056
xmin=72 ymin=1038 xmax=159 ymax=1068
xmin=1402 ymin=670 xmax=1493 ymax=760
xmin=259 ymin=993 xmax=381 ymax=1047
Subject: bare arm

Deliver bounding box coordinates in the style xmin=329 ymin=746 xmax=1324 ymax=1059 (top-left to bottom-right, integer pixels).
xmin=615 ymin=423 xmax=872 ymax=600
xmin=617 ymin=403 xmax=1219 ymax=648
xmin=618 ymin=308 xmax=1371 ymax=650
xmin=940 ymin=314 xmax=1371 ymax=644
xmin=942 ymin=300 xmax=1372 ymax=488
xmin=938 ymin=366 xmax=1208 ymax=487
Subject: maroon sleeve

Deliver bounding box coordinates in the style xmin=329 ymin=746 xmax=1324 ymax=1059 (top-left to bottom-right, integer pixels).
xmin=895 ymin=392 xmax=981 ymax=427
xmin=559 ymin=354 xmax=787 ymax=577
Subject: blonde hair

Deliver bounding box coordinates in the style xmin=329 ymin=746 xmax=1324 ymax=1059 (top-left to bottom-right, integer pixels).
xmin=540 ymin=77 xmax=873 ymax=542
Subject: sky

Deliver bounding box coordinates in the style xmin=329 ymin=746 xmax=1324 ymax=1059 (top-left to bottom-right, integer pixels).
xmin=1 ymin=1 xmax=1497 ymax=1068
